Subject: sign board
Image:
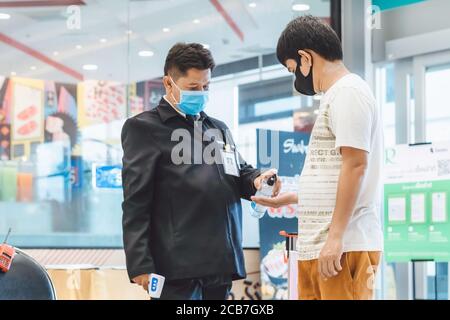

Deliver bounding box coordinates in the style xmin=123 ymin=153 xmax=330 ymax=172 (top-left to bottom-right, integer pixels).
xmin=384 ymin=142 xmax=450 ymax=262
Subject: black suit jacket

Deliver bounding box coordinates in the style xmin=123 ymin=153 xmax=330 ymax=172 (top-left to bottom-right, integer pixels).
xmin=121 ymin=97 xmax=260 ymax=282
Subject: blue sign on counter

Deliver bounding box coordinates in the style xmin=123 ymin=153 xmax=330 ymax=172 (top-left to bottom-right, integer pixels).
xmin=93 ymin=164 xmax=122 ymax=189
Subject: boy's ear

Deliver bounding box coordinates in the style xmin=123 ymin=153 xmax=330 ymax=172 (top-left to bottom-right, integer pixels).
xmin=298 ymin=50 xmax=312 ymax=66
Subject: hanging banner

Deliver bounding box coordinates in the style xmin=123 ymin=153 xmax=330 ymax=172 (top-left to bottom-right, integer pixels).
xmin=256 ymin=129 xmax=310 ymax=300
xmin=384 ymin=142 xmax=450 ymax=262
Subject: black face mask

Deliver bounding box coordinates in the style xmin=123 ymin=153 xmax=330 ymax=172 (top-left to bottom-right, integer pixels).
xmin=294 ymin=57 xmax=316 ymax=96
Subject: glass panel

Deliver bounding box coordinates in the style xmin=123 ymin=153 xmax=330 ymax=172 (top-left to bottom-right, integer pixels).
xmin=0 ymin=0 xmax=330 ymax=248
xmin=408 ymin=73 xmax=415 ymax=144
xmin=254 ymin=96 xmax=300 ymax=117
xmin=377 ymin=64 xmax=396 ymax=147
xmin=0 ymin=1 xmax=130 ymax=248
xmin=427 ymin=262 xmax=449 ymax=300
xmin=425 ymin=63 xmax=450 ymax=142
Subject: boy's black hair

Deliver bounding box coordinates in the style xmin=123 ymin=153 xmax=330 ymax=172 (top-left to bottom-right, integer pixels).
xmin=164 ymin=43 xmax=215 ymax=78
xmin=276 ymin=15 xmax=343 ymax=65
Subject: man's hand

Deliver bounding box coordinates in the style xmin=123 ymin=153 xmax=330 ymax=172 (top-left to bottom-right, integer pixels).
xmin=251 ymin=192 xmax=298 ymax=208
xmin=253 ymin=168 xmax=281 ymax=196
xmin=133 ymin=274 xmax=149 ymax=292
xmin=318 ymin=235 xmax=344 ymax=279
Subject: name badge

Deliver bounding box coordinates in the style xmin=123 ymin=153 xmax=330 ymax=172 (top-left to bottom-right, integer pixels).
xmin=220 ymin=145 xmax=240 ymax=177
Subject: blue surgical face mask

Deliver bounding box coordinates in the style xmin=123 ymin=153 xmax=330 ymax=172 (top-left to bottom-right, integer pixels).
xmin=170 ymin=77 xmax=209 ymax=115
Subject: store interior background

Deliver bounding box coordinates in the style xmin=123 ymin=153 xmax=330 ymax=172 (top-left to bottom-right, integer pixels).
xmin=1 ymin=0 xmax=450 ymax=299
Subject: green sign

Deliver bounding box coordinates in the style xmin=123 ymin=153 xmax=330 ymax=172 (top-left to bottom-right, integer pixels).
xmin=384 ymin=143 xmax=450 ymax=262
xmin=373 ymin=0 xmax=426 ymax=11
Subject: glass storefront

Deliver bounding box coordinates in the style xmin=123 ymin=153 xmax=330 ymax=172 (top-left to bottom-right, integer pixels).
xmin=0 ymin=0 xmax=331 ymax=248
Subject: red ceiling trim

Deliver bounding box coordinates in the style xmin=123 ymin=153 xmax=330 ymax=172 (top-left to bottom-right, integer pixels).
xmin=209 ymin=0 xmax=244 ymax=42
xmin=0 ymin=32 xmax=84 ymax=81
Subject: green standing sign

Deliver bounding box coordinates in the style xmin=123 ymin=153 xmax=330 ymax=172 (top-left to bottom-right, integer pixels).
xmin=384 ymin=143 xmax=450 ymax=262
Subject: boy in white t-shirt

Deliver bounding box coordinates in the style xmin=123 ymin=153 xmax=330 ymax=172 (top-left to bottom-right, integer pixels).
xmin=252 ymin=16 xmax=383 ymax=300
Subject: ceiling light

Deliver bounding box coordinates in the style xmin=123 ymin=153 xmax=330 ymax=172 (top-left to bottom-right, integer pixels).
xmin=248 ymin=2 xmax=257 ymax=8
xmin=99 ymin=38 xmax=107 ymax=43
xmin=193 ymin=19 xmax=200 ymax=24
xmin=162 ymin=27 xmax=170 ymax=33
xmin=0 ymin=13 xmax=11 ymax=20
xmin=10 ymin=71 xmax=16 ymax=76
xmin=292 ymin=3 xmax=310 ymax=11
xmin=30 ymin=66 xmax=37 ymax=71
xmin=201 ymin=44 xmax=210 ymax=49
xmin=76 ymin=45 xmax=82 ymax=49
xmin=82 ymin=64 xmax=98 ymax=71
xmin=138 ymin=50 xmax=154 ymax=57
xmin=53 ymin=51 xmax=59 ymax=56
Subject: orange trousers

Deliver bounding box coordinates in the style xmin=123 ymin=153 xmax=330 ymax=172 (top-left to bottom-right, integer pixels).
xmin=297 ymin=251 xmax=381 ymax=300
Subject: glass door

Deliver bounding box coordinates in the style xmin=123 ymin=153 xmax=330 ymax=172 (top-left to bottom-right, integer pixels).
xmin=412 ymin=50 xmax=450 ymax=299
xmin=413 ymin=50 xmax=450 ymax=144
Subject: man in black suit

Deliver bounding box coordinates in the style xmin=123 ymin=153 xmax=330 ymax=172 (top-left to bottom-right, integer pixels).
xmin=121 ymin=43 xmax=280 ymax=300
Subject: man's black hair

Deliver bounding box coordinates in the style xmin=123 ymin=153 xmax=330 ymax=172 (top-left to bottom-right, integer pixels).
xmin=276 ymin=15 xmax=343 ymax=66
xmin=164 ymin=42 xmax=215 ymax=78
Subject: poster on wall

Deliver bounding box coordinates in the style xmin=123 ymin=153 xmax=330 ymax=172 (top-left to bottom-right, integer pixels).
xmin=9 ymin=78 xmax=45 ymax=160
xmin=256 ymin=129 xmax=310 ymax=300
xmin=77 ymin=80 xmax=126 ymax=127
xmin=44 ymin=81 xmax=58 ymax=118
xmin=0 ymin=78 xmax=10 ymax=160
xmin=136 ymin=78 xmax=165 ymax=111
xmin=12 ymin=82 xmax=43 ymax=142
xmin=128 ymin=83 xmax=144 ymax=116
xmin=45 ymin=81 xmax=79 ymax=150
xmin=0 ymin=76 xmax=6 ymax=121
xmin=44 ymin=111 xmax=78 ymax=151
xmin=384 ymin=142 xmax=450 ymax=262
xmin=0 ymin=78 xmax=12 ymax=125
xmin=44 ymin=81 xmax=79 ymax=153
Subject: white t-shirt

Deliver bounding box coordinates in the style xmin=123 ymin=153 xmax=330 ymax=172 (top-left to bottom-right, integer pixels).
xmin=296 ymin=73 xmax=384 ymax=260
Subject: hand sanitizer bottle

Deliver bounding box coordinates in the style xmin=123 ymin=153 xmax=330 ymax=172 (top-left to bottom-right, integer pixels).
xmin=250 ymin=174 xmax=277 ymax=218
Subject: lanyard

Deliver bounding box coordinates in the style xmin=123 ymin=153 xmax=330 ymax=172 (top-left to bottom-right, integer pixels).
xmin=219 ymin=128 xmax=233 ymax=152
xmin=199 ymin=116 xmax=233 ymax=152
